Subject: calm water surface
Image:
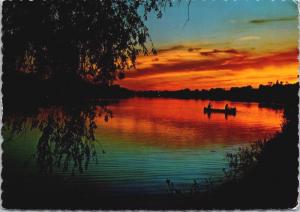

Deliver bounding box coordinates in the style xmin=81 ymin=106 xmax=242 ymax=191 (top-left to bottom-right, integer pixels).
xmin=3 ymin=98 xmax=283 ymax=196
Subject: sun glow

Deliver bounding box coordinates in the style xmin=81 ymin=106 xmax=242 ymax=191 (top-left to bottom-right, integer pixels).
xmin=119 ymin=46 xmax=298 ymax=90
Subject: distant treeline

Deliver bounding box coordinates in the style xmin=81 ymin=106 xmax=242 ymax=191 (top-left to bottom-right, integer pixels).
xmin=136 ymin=82 xmax=299 ymax=105
xmin=4 ymin=73 xmax=298 ymax=109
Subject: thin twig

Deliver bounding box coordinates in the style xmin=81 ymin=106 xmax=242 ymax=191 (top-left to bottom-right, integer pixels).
xmin=183 ymin=0 xmax=191 ymax=28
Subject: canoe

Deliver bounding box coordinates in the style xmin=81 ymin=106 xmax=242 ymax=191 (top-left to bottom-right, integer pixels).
xmin=204 ymin=107 xmax=236 ymax=115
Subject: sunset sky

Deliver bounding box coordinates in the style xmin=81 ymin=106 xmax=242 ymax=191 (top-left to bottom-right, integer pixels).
xmin=118 ymin=0 xmax=298 ymax=91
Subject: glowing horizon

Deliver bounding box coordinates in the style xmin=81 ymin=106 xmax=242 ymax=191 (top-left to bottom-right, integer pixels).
xmin=117 ymin=0 xmax=298 ymax=91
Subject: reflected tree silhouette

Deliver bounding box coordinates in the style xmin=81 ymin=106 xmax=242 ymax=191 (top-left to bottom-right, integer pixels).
xmin=3 ymin=102 xmax=113 ymax=174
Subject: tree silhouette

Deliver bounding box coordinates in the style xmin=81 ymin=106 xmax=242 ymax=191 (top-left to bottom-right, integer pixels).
xmin=2 ymin=0 xmax=174 ymax=86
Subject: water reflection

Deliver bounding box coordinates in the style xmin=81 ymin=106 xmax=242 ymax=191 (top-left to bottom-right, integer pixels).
xmin=95 ymin=98 xmax=283 ymax=148
xmin=2 ymin=98 xmax=284 ymax=198
xmin=3 ymin=102 xmax=113 ymax=174
xmin=205 ymin=112 xmax=236 ymax=120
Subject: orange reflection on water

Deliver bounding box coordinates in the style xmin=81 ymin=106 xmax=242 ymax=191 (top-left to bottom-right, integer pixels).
xmin=95 ymin=98 xmax=283 ymax=148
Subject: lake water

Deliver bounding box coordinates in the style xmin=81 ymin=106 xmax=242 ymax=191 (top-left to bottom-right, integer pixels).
xmin=2 ymin=98 xmax=284 ymax=198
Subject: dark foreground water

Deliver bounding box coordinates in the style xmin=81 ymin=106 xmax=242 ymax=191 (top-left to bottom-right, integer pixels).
xmin=2 ymin=98 xmax=283 ymax=207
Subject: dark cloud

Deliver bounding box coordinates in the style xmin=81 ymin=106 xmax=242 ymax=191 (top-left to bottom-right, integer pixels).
xmin=249 ymin=16 xmax=297 ymax=24
xmin=200 ymin=52 xmax=213 ymax=57
xmin=127 ymin=58 xmax=229 ymax=77
xmin=187 ymin=47 xmax=202 ymax=52
xmin=158 ymin=45 xmax=203 ymax=53
xmin=158 ymin=45 xmax=185 ymax=53
xmin=222 ymin=49 xmax=239 ymax=54
xmin=126 ymin=48 xmax=297 ymax=78
xmin=200 ymin=48 xmax=240 ymax=56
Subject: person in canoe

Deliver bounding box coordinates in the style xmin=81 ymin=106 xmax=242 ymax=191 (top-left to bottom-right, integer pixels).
xmin=225 ymin=104 xmax=228 ymax=111
xmin=208 ymin=102 xmax=212 ymax=110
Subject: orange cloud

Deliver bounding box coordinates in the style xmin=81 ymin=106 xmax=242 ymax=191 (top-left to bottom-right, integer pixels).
xmin=118 ymin=45 xmax=298 ymax=90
